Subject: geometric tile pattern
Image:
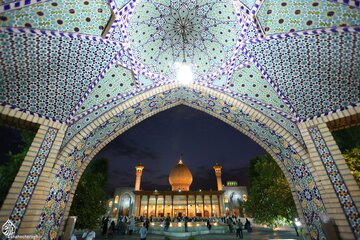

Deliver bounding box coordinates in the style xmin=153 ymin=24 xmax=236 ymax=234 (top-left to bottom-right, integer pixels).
xmin=63 ymin=85 xmax=303 ymax=149
xmin=127 ymin=0 xmax=242 ymax=80
xmin=236 ymin=96 xmax=303 ymax=144
xmin=0 ymin=0 xmax=111 ymax=35
xmin=0 ymin=31 xmax=120 ymax=122
xmin=246 ymin=32 xmax=360 ymax=120
xmin=258 ymin=0 xmax=360 ymax=35
xmin=37 ymin=89 xmax=182 ymax=239
xmin=9 ymin=128 xmax=58 ymax=232
xmin=40 ymin=87 xmax=325 ymax=239
xmin=0 ymin=1 xmax=358 ymax=238
xmin=229 ymin=64 xmax=292 ymax=113
xmin=308 ymin=126 xmax=360 ymax=239
xmin=76 ymin=65 xmax=135 ymax=115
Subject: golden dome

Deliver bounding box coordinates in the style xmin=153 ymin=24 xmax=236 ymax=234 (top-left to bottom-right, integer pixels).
xmin=169 ymin=158 xmax=193 ymax=191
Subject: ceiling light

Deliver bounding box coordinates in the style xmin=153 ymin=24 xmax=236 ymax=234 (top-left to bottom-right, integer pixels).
xmin=175 ymin=61 xmax=193 ymax=85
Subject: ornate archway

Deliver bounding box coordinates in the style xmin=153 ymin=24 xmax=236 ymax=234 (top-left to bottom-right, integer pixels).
xmin=0 ymin=0 xmax=359 ymax=239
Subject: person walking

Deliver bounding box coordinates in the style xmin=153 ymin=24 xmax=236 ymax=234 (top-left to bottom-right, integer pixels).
xmin=102 ymin=216 xmax=109 ymax=235
xmin=184 ymin=217 xmax=189 ymax=232
xmin=139 ymin=223 xmax=148 ymax=240
xmin=236 ymin=219 xmax=243 ymax=239
xmin=245 ymin=218 xmax=251 ymax=233
xmin=164 ymin=216 xmax=170 ymax=232
xmin=108 ymin=220 xmax=115 ymax=237
xmin=227 ymin=217 xmax=234 ymax=233
xmin=206 ymin=218 xmax=212 ymax=230
xmin=81 ymin=229 xmax=95 ymax=240
xmin=128 ymin=216 xmax=135 ymax=235
xmin=70 ymin=232 xmax=77 ymax=240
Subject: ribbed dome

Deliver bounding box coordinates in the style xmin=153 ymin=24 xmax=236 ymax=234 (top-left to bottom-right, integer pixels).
xmin=169 ymin=158 xmax=193 ymax=191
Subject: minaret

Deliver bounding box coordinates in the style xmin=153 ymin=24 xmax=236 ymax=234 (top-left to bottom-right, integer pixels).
xmin=213 ymin=163 xmax=223 ymax=191
xmin=135 ymin=163 xmax=144 ymax=191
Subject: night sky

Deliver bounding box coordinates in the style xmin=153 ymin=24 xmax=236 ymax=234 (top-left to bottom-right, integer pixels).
xmin=0 ymin=105 xmax=267 ymax=195
xmin=94 ymin=105 xmax=266 ymax=194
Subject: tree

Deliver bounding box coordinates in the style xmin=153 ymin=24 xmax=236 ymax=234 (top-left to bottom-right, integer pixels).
xmin=332 ymin=126 xmax=360 ymax=187
xmin=69 ymin=157 xmax=109 ymax=229
xmin=244 ymin=154 xmax=297 ymax=227
xmin=0 ymin=130 xmax=35 ymax=206
xmin=343 ymin=148 xmax=360 ymax=186
xmin=331 ymin=126 xmax=360 ymax=152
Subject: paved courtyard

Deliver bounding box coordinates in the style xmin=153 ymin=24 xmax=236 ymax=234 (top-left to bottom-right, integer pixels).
xmin=76 ymin=228 xmax=303 ymax=240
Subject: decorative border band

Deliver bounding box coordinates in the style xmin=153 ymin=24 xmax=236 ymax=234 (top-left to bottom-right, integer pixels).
xmin=328 ymin=0 xmax=360 ymax=8
xmin=68 ymin=80 xmax=175 ymax=124
xmin=0 ymin=102 xmax=63 ymax=124
xmin=0 ymin=27 xmax=123 ymax=46
xmin=0 ymin=0 xmax=48 ymax=13
xmin=8 ymin=127 xmax=58 ymax=232
xmin=308 ymin=126 xmax=360 ymax=239
xmin=246 ymin=26 xmax=360 ymax=44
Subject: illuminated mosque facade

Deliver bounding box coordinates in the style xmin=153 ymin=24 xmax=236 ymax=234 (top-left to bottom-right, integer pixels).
xmin=107 ymin=157 xmax=248 ymax=219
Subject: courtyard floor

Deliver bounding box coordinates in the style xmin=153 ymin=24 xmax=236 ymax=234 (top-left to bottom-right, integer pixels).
xmin=77 ymin=228 xmax=303 ymax=240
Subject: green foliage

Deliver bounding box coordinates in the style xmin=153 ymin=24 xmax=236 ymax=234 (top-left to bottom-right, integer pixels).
xmin=0 ymin=130 xmax=35 ymax=206
xmin=70 ymin=157 xmax=109 ymax=229
xmin=244 ymin=154 xmax=297 ymax=226
xmin=187 ymin=237 xmax=197 ymax=240
xmin=332 ymin=126 xmax=360 ymax=187
xmin=332 ymin=126 xmax=360 ymax=152
xmin=164 ymin=237 xmax=171 ymax=240
xmin=343 ymin=148 xmax=360 ymax=186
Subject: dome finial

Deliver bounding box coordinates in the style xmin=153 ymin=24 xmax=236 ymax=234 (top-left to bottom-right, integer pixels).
xmin=179 ymin=154 xmax=183 ymax=164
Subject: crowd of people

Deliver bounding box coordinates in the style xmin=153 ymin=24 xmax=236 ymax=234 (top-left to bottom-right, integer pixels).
xmin=225 ymin=216 xmax=252 ymax=239
xmin=72 ymin=215 xmax=252 ymax=240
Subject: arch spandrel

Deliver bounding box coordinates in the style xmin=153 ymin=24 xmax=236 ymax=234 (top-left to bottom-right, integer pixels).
xmin=0 ymin=0 xmax=359 ymax=239
xmin=39 ymin=85 xmax=326 ymax=239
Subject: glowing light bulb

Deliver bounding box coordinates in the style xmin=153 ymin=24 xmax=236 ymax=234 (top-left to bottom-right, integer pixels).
xmin=175 ymin=62 xmax=193 ymax=85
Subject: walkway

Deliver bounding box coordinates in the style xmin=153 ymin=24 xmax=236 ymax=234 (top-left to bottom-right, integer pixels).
xmin=80 ymin=228 xmax=302 ymax=239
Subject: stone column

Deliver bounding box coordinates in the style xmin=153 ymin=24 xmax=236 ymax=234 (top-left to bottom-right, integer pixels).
xmin=194 ymin=194 xmax=197 ymax=216
xmin=299 ymin=123 xmax=360 ymax=239
xmin=0 ymin=124 xmax=65 ymax=236
xmin=186 ymin=195 xmax=189 ymax=217
xmin=155 ymin=195 xmax=158 ymax=217
xmin=138 ymin=195 xmax=142 ymax=217
xmin=210 ymin=195 xmax=213 ymax=217
xmin=171 ymin=195 xmax=174 ymax=218
xmin=217 ymin=195 xmax=222 ymax=217
xmin=202 ymin=195 xmax=205 ymax=217
xmin=146 ymin=195 xmax=150 ymax=218
xmin=162 ymin=195 xmax=165 ymax=217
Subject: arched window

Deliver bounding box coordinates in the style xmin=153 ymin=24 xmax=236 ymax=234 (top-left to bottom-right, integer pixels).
xmin=224 ymin=195 xmax=229 ymax=203
xmin=108 ymin=201 xmax=113 ymax=207
xmin=112 ymin=208 xmax=117 ymax=218
xmin=114 ymin=195 xmax=119 ymax=204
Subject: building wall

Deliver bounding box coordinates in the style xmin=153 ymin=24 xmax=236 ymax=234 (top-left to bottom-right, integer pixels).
xmin=107 ymin=188 xmax=247 ymax=218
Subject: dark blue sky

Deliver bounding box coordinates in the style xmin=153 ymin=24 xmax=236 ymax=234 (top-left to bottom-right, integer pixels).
xmin=94 ymin=105 xmax=266 ymax=194
xmin=0 ymin=105 xmax=267 ymax=195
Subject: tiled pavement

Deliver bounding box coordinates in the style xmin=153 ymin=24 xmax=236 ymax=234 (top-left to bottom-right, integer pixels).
xmin=75 ymin=228 xmax=303 ymax=240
